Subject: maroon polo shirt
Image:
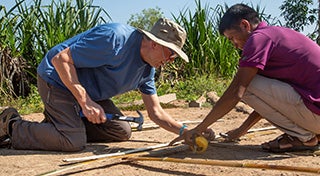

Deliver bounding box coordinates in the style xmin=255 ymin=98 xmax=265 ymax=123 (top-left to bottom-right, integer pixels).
xmin=239 ymin=22 xmax=320 ymax=115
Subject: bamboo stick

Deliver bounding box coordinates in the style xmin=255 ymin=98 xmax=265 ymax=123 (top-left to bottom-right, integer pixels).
xmin=127 ymin=156 xmax=320 ymax=174
xmin=247 ymin=126 xmax=276 ymax=133
xmin=41 ymin=144 xmax=188 ymax=176
xmin=215 ymin=126 xmax=277 ymax=139
xmin=63 ymin=142 xmax=175 ymax=162
xmin=131 ymin=120 xmax=208 ymax=131
xmin=44 ymin=125 xmax=278 ymax=175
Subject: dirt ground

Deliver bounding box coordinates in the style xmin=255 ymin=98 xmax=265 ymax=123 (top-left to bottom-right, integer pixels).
xmin=0 ymin=101 xmax=319 ymax=176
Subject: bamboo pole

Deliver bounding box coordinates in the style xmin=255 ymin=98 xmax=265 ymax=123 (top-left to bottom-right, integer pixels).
xmin=247 ymin=126 xmax=276 ymax=133
xmin=63 ymin=142 xmax=178 ymax=162
xmin=67 ymin=125 xmax=276 ymax=162
xmin=64 ymin=126 xmax=277 ymax=162
xmin=44 ymin=125 xmax=278 ymax=175
xmin=127 ymin=156 xmax=320 ymax=174
xmin=215 ymin=126 xmax=277 ymax=139
xmin=41 ymin=144 xmax=188 ymax=176
xmin=131 ymin=120 xmax=207 ymax=131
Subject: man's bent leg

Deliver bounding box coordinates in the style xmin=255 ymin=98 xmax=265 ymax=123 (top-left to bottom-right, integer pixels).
xmin=243 ymin=75 xmax=320 ymax=142
xmin=11 ymin=76 xmax=86 ymax=151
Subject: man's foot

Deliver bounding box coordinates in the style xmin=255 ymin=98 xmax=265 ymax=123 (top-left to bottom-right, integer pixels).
xmin=0 ymin=136 xmax=11 ymax=148
xmin=262 ymin=133 xmax=319 ymax=153
xmin=0 ymin=107 xmax=21 ymax=138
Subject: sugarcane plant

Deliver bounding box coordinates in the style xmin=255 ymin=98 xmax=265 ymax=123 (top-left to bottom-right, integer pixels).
xmin=168 ymin=1 xmax=239 ymax=82
xmin=0 ymin=1 xmax=29 ymax=98
xmin=0 ymin=0 xmax=111 ymax=100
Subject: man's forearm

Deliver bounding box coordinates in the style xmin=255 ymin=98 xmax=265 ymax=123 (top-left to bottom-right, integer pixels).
xmin=238 ymin=111 xmax=262 ymax=132
xmin=51 ymin=47 xmax=89 ymax=107
xmin=228 ymin=110 xmax=262 ymax=139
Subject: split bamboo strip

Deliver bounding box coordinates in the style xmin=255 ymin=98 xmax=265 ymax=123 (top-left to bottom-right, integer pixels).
xmin=215 ymin=126 xmax=277 ymax=139
xmin=63 ymin=142 xmax=174 ymax=162
xmin=131 ymin=120 xmax=207 ymax=131
xmin=127 ymin=156 xmax=320 ymax=174
xmin=41 ymin=144 xmax=188 ymax=176
xmin=44 ymin=126 xmax=278 ymax=175
xmin=247 ymin=126 xmax=276 ymax=133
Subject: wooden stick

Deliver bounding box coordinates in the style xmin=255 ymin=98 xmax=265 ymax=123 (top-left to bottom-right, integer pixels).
xmin=127 ymin=156 xmax=320 ymax=174
xmin=131 ymin=120 xmax=208 ymax=131
xmin=216 ymin=126 xmax=277 ymax=139
xmin=247 ymin=126 xmax=276 ymax=133
xmin=63 ymin=142 xmax=174 ymax=162
xmin=41 ymin=144 xmax=188 ymax=176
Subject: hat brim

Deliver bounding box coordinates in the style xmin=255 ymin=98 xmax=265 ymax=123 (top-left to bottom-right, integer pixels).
xmin=138 ymin=29 xmax=189 ymax=62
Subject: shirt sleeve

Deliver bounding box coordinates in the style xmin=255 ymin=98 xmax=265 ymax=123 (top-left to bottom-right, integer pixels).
xmin=139 ymin=79 xmax=157 ymax=95
xmin=239 ymin=33 xmax=274 ymax=70
xmin=138 ymin=67 xmax=157 ymax=95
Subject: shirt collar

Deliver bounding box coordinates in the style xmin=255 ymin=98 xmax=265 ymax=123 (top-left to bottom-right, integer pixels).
xmin=255 ymin=21 xmax=268 ymax=31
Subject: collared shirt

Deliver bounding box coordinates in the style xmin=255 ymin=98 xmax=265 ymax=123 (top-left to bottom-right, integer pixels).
xmin=239 ymin=21 xmax=320 ymax=115
xmin=37 ymin=23 xmax=156 ymax=101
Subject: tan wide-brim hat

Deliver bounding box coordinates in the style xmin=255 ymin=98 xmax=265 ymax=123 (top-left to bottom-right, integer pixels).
xmin=138 ymin=18 xmax=189 ymax=62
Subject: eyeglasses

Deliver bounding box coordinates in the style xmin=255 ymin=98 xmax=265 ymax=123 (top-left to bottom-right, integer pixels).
xmin=161 ymin=46 xmax=178 ymax=65
xmin=162 ymin=46 xmax=178 ymax=60
xmin=168 ymin=48 xmax=178 ymax=59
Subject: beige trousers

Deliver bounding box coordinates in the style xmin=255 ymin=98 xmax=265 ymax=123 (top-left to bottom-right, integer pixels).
xmin=243 ymin=75 xmax=320 ymax=142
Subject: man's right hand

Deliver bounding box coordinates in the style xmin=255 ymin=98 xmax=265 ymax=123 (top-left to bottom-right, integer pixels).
xmin=82 ymin=102 xmax=106 ymax=124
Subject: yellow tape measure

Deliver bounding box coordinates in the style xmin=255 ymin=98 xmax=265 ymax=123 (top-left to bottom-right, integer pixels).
xmin=190 ymin=136 xmax=208 ymax=153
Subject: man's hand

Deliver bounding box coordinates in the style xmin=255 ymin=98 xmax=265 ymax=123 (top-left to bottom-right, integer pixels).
xmin=82 ymin=101 xmax=106 ymax=124
xmin=219 ymin=111 xmax=262 ymax=142
xmin=219 ymin=128 xmax=243 ymax=142
xmin=169 ymin=128 xmax=216 ymax=146
xmin=203 ymin=128 xmax=215 ymax=141
xmin=169 ymin=128 xmax=201 ymax=146
xmin=169 ymin=128 xmax=214 ymax=154
xmin=226 ymin=128 xmax=244 ymax=139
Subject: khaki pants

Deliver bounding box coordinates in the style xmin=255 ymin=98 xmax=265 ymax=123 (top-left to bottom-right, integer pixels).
xmin=11 ymin=75 xmax=131 ymax=151
xmin=243 ymin=75 xmax=320 ymax=142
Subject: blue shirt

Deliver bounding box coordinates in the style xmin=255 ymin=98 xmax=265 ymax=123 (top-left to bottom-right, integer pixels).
xmin=37 ymin=23 xmax=156 ymax=101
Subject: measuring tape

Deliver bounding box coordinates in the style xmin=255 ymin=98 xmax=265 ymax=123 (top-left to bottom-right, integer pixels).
xmin=190 ymin=136 xmax=208 ymax=153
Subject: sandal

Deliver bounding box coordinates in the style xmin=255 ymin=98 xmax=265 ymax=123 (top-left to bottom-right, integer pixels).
xmin=262 ymin=134 xmax=319 ymax=153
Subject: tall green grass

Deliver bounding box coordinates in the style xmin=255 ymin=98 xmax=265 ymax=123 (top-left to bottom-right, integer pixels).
xmin=0 ymin=0 xmax=110 ymax=98
xmin=168 ymin=1 xmax=239 ymax=80
xmin=0 ymin=0 xmax=282 ymax=113
xmin=0 ymin=1 xmax=29 ymax=97
xmin=36 ymin=0 xmax=110 ymax=54
xmin=161 ymin=1 xmax=281 ymax=83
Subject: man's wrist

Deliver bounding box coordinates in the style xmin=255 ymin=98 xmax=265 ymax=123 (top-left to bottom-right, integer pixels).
xmin=179 ymin=124 xmax=187 ymax=136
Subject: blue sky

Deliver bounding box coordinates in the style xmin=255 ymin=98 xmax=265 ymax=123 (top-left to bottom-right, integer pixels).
xmin=94 ymin=0 xmax=284 ymax=23
xmin=2 ymin=0 xmax=317 ymax=34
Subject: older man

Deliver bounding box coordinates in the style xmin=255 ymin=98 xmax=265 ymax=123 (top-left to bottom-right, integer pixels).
xmin=0 ymin=18 xmax=196 ymax=151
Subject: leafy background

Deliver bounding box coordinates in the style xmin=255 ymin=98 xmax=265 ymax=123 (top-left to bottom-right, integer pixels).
xmin=0 ymin=0 xmax=318 ymax=114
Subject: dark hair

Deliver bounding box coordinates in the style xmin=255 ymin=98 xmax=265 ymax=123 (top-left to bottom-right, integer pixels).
xmin=219 ymin=4 xmax=261 ymax=35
